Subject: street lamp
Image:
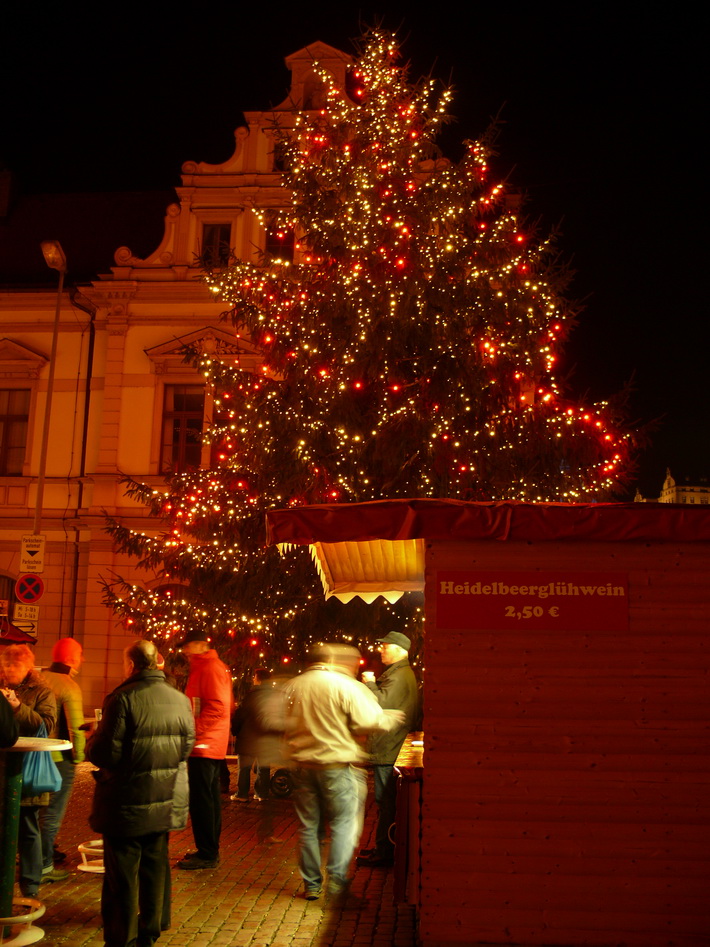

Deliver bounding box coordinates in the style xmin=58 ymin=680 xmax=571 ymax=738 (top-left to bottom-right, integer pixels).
xmin=34 ymin=241 xmax=67 ymax=534
xmin=40 ymin=241 xmax=67 ymax=274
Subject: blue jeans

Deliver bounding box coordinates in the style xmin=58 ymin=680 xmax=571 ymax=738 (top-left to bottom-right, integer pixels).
xmin=292 ymin=765 xmax=366 ymax=888
xmin=40 ymin=759 xmax=76 ymax=869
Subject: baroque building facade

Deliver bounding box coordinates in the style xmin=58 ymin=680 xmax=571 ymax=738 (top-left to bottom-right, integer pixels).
xmin=634 ymin=468 xmax=710 ymax=504
xmin=0 ymin=42 xmax=351 ymax=706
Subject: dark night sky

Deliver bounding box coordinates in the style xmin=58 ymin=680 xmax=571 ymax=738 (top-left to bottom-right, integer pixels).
xmin=2 ymin=3 xmax=706 ymax=496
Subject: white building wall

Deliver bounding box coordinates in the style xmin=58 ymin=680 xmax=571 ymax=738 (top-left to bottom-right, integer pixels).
xmin=0 ymin=41 xmax=353 ymax=706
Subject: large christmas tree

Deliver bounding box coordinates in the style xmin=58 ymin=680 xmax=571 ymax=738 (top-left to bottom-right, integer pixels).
xmin=104 ymin=30 xmax=633 ymax=678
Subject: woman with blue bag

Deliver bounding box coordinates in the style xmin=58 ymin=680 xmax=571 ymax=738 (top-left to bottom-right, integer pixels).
xmin=0 ymin=644 xmax=57 ymax=898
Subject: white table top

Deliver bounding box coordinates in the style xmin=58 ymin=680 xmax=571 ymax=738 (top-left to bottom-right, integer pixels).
xmin=3 ymin=736 xmax=72 ymax=753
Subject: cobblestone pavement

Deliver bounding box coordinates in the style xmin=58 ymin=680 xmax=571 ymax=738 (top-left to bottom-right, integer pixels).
xmin=16 ymin=762 xmax=419 ymax=947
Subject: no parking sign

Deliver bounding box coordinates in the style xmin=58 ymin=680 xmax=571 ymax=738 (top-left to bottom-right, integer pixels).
xmin=15 ymin=574 xmax=45 ymax=605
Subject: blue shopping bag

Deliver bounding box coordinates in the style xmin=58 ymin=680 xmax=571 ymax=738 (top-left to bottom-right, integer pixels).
xmin=21 ymin=720 xmax=62 ymax=795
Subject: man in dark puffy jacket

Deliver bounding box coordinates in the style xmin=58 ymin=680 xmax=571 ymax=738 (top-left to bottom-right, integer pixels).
xmin=88 ymin=639 xmax=195 ymax=947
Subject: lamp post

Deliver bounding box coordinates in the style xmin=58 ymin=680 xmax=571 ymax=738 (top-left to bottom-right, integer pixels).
xmin=34 ymin=240 xmax=67 ymax=534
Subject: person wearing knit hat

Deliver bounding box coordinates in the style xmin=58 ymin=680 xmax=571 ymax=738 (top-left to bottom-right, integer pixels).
xmin=39 ymin=637 xmax=86 ymax=881
xmin=51 ymin=637 xmax=83 ymax=668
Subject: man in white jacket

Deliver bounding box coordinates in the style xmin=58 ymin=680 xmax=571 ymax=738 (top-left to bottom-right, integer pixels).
xmin=284 ymin=642 xmax=402 ymax=901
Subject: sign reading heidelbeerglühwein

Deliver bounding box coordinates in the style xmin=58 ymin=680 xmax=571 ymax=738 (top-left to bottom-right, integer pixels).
xmin=436 ymin=571 xmax=629 ymax=631
xmin=20 ymin=534 xmax=45 ymax=574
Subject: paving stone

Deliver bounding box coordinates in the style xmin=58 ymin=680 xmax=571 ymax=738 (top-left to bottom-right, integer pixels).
xmin=22 ymin=761 xmax=418 ymax=947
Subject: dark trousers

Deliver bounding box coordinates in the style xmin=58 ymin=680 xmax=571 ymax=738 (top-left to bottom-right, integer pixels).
xmin=373 ymin=764 xmax=397 ymax=858
xmin=102 ymin=831 xmax=169 ymax=947
xmin=236 ymin=755 xmax=270 ymax=799
xmin=187 ymin=757 xmax=222 ymax=861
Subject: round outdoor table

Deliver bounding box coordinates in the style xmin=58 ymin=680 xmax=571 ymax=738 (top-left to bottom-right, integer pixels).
xmin=0 ymin=736 xmax=72 ymax=945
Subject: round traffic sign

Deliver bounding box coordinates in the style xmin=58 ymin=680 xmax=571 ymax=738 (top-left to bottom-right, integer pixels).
xmin=15 ymin=574 xmax=45 ymax=604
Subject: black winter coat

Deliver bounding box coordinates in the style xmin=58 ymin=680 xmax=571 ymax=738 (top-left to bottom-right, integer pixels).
xmin=87 ymin=669 xmax=195 ymax=837
xmin=231 ymin=683 xmax=285 ymax=766
xmin=365 ymin=658 xmax=420 ymax=764
xmin=0 ymin=692 xmax=18 ymax=748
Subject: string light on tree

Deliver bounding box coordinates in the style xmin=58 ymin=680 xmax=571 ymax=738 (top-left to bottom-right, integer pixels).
xmin=103 ymin=28 xmax=634 ymax=680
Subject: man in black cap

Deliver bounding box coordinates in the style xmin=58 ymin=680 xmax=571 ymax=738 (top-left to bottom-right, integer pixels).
xmin=358 ymin=631 xmax=419 ymax=868
xmin=175 ymin=630 xmax=232 ymax=870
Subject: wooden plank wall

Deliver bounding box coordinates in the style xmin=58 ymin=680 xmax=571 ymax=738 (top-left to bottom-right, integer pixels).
xmin=421 ymin=540 xmax=710 ymax=947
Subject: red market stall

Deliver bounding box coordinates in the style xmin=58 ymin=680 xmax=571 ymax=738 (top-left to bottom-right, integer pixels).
xmin=266 ymin=499 xmax=710 ymax=947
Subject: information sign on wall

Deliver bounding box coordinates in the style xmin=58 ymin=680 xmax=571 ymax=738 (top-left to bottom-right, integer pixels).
xmin=14 ymin=604 xmax=40 ymax=622
xmin=436 ymin=570 xmax=629 ymax=632
xmin=20 ymin=534 xmax=45 ymax=573
xmin=13 ymin=603 xmax=40 ymax=637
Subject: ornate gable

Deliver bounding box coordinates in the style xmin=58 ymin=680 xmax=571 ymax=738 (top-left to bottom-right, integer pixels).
xmin=279 ymin=42 xmax=352 ymax=110
xmin=107 ymin=41 xmax=351 ymax=283
xmin=144 ymin=326 xmax=262 ymax=375
xmin=0 ymin=338 xmax=48 ymax=378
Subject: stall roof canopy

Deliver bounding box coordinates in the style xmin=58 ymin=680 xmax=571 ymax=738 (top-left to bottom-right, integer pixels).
xmin=265 ymin=499 xmax=710 ymax=604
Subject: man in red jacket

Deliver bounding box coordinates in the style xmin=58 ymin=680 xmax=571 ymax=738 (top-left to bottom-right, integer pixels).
xmin=176 ymin=630 xmax=232 ymax=870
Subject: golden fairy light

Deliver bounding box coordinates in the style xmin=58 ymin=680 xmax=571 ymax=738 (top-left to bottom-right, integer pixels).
xmin=103 ymin=28 xmax=633 ymax=670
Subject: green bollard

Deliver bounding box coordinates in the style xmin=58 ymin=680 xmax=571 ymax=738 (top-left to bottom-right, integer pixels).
xmin=0 ymin=750 xmax=23 ymax=932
